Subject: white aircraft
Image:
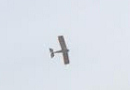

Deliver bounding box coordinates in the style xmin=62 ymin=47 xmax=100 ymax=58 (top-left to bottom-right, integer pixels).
xmin=49 ymin=35 xmax=69 ymax=65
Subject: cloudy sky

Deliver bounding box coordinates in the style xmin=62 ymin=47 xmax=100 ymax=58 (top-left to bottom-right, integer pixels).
xmin=0 ymin=0 xmax=130 ymax=90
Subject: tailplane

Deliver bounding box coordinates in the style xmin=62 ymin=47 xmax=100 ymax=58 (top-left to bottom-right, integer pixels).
xmin=49 ymin=48 xmax=54 ymax=58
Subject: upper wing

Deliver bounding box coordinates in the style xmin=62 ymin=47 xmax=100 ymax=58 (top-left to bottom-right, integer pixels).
xmin=63 ymin=52 xmax=69 ymax=64
xmin=58 ymin=36 xmax=67 ymax=50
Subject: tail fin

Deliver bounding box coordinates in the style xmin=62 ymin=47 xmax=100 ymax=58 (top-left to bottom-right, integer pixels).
xmin=49 ymin=48 xmax=54 ymax=58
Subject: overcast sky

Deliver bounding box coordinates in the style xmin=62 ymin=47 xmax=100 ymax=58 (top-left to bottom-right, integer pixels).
xmin=0 ymin=0 xmax=130 ymax=90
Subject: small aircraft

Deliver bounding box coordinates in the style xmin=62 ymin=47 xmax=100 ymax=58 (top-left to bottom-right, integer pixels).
xmin=49 ymin=35 xmax=70 ymax=65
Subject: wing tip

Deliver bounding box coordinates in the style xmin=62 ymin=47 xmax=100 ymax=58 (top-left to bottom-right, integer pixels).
xmin=64 ymin=62 xmax=69 ymax=65
xmin=58 ymin=35 xmax=64 ymax=38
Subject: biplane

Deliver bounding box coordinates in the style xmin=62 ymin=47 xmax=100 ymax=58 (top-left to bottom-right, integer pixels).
xmin=49 ymin=36 xmax=69 ymax=65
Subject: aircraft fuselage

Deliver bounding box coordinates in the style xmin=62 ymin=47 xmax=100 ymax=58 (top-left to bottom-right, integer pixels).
xmin=54 ymin=49 xmax=69 ymax=53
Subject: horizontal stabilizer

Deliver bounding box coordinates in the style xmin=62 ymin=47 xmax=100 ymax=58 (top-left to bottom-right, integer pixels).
xmin=49 ymin=48 xmax=54 ymax=58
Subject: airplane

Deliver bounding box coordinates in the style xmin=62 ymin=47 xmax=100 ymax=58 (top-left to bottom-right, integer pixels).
xmin=49 ymin=35 xmax=70 ymax=65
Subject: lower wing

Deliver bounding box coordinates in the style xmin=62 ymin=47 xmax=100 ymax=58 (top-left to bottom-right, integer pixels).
xmin=63 ymin=52 xmax=69 ymax=65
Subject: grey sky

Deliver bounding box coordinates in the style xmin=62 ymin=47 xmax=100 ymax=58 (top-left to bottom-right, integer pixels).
xmin=0 ymin=0 xmax=130 ymax=90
